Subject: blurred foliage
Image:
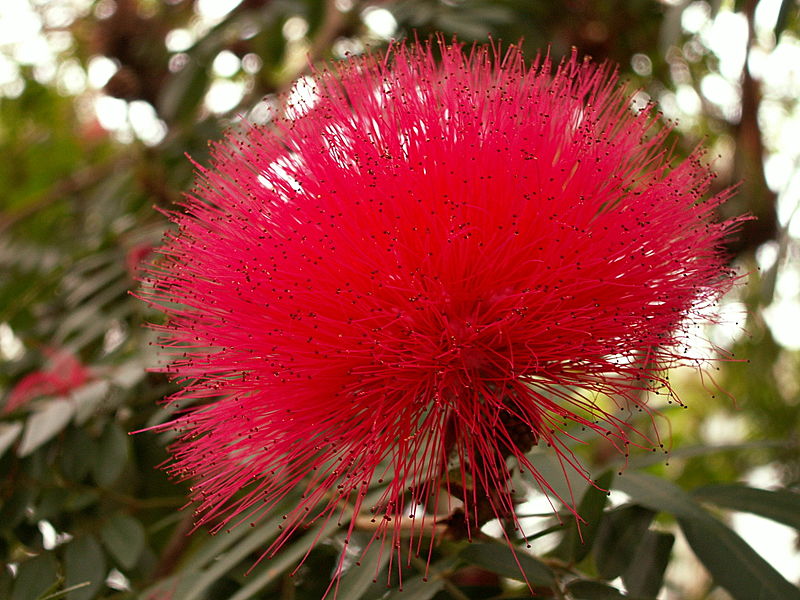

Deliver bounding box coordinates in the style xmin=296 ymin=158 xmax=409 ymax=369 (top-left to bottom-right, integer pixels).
xmin=1 ymin=0 xmax=799 ymax=599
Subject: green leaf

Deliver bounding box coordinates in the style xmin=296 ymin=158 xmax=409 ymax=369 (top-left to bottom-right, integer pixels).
xmin=11 ymin=553 xmax=59 ymax=600
xmin=679 ymin=517 xmax=800 ymax=600
xmin=64 ymin=536 xmax=106 ymax=600
xmin=613 ymin=472 xmax=707 ymax=519
xmin=72 ymin=381 xmax=110 ymax=425
xmin=593 ymin=505 xmax=656 ymax=580
xmin=622 ymin=531 xmax=673 ymax=598
xmin=566 ymin=579 xmax=627 ymax=599
xmin=382 ymin=573 xmax=445 ymax=599
xmin=459 ymin=542 xmax=555 ymax=586
xmin=34 ymin=488 xmax=69 ymax=521
xmin=110 ymin=360 xmax=146 ymax=389
xmin=158 ymin=58 xmax=209 ymax=123
xmin=774 ymin=0 xmax=794 ymax=38
xmin=162 ymin=486 xmax=393 ymax=600
xmin=170 ymin=511 xmax=288 ymax=600
xmin=59 ymin=427 xmax=96 ymax=481
xmin=92 ymin=421 xmax=129 ymax=487
xmin=692 ymin=484 xmax=800 ymax=530
xmin=528 ymin=451 xmax=590 ymax=507
xmin=0 ymin=422 xmax=22 ymax=458
xmin=101 ymin=514 xmax=146 ymax=570
xmin=17 ymin=399 xmax=74 ymax=457
xmin=224 ymin=518 xmax=344 ymax=600
xmin=336 ymin=535 xmax=392 ymax=599
xmin=624 ymin=440 xmax=787 ymax=470
xmin=551 ymin=470 xmax=613 ymax=563
xmin=64 ymin=490 xmax=99 ymax=512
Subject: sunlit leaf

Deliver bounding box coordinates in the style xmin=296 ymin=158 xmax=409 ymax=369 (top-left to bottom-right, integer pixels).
xmin=613 ymin=472 xmax=707 ymax=519
xmin=0 ymin=422 xmax=23 ymax=459
xmin=624 ymin=440 xmax=788 ymax=470
xmin=692 ymin=484 xmax=800 ymax=530
xmin=17 ymin=399 xmax=74 ymax=457
xmin=336 ymin=534 xmax=392 ymax=599
xmin=72 ymin=381 xmax=110 ymax=425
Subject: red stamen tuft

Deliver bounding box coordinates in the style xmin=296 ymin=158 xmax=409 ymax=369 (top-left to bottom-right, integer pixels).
xmin=140 ymin=38 xmax=741 ymax=594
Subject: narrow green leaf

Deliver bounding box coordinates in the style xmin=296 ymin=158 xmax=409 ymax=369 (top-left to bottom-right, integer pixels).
xmin=459 ymin=542 xmax=555 ymax=586
xmin=528 ymin=450 xmax=591 ymax=507
xmin=17 ymin=399 xmax=74 ymax=457
xmin=174 ymin=511 xmax=289 ymax=600
xmin=622 ymin=531 xmax=673 ymax=598
xmin=679 ymin=516 xmax=800 ymax=600
xmin=336 ymin=535 xmax=392 ymax=599
xmin=92 ymin=421 xmax=128 ymax=486
xmin=552 ymin=470 xmax=614 ymax=563
xmin=101 ymin=514 xmax=146 ymax=569
xmin=111 ymin=360 xmax=146 ymax=389
xmin=566 ymin=579 xmax=627 ymax=599
xmin=225 ymin=518 xmax=343 ymax=600
xmin=64 ymin=536 xmax=106 ymax=600
xmin=593 ymin=505 xmax=656 ymax=580
xmin=72 ymin=381 xmax=110 ymax=425
xmin=613 ymin=472 xmax=707 ymax=519
xmin=0 ymin=422 xmax=22 ymax=458
xmin=382 ymin=573 xmax=445 ymax=599
xmin=692 ymin=484 xmax=800 ymax=530
xmin=11 ymin=553 xmax=59 ymax=600
xmin=158 ymin=58 xmax=209 ymax=123
xmin=625 ymin=440 xmax=786 ymax=470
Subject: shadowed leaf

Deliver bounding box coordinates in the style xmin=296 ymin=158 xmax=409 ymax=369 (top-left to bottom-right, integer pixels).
xmin=460 ymin=543 xmax=555 ymax=586
xmin=679 ymin=516 xmax=800 ymax=600
xmin=622 ymin=531 xmax=674 ymax=598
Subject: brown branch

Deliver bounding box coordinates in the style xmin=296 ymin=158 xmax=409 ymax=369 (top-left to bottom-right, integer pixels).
xmin=725 ymin=0 xmax=778 ymax=257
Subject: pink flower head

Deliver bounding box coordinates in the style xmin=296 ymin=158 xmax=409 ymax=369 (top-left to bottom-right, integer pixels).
xmin=143 ymin=40 xmax=739 ymax=588
xmin=5 ymin=348 xmax=90 ymax=413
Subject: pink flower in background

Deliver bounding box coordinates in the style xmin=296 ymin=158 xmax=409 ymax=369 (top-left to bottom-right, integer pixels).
xmin=143 ymin=40 xmax=739 ymax=587
xmin=5 ymin=348 xmax=91 ymax=413
xmin=125 ymin=242 xmax=155 ymax=279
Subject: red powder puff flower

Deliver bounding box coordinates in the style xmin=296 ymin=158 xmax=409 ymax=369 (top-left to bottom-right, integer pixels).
xmin=142 ymin=39 xmax=739 ymax=590
xmin=5 ymin=348 xmax=91 ymax=413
